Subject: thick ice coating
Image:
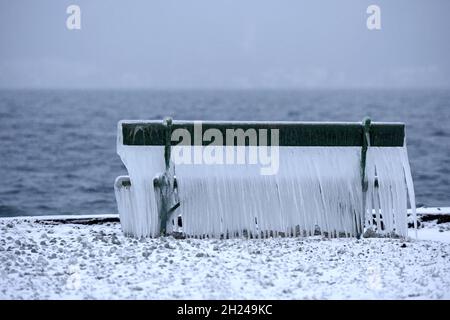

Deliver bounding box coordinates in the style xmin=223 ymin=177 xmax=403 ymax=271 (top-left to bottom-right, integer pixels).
xmin=115 ymin=122 xmax=416 ymax=238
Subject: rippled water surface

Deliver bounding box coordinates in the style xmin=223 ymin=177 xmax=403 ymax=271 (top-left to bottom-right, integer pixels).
xmin=0 ymin=89 xmax=449 ymax=216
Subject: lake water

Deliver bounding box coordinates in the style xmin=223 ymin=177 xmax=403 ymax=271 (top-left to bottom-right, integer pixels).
xmin=0 ymin=89 xmax=449 ymax=217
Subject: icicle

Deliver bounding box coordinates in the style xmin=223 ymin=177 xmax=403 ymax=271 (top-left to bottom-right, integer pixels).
xmin=401 ymin=144 xmax=418 ymax=239
xmin=365 ymin=147 xmax=416 ymax=237
xmin=114 ymin=176 xmax=135 ymax=236
xmin=172 ymin=147 xmax=364 ymax=238
xmin=116 ymin=143 xmax=417 ymax=239
xmin=117 ymin=145 xmax=165 ymax=237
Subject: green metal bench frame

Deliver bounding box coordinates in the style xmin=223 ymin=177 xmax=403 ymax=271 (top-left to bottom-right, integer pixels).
xmin=121 ymin=119 xmax=404 ymax=147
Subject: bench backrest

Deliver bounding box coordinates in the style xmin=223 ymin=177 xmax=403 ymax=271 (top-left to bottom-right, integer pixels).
xmin=118 ymin=120 xmax=405 ymax=147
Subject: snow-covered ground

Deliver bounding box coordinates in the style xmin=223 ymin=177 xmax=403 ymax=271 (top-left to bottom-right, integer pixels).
xmin=1 ymin=214 xmax=450 ymax=299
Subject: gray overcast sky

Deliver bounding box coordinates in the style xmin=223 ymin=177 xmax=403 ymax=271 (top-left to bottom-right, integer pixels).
xmin=0 ymin=0 xmax=449 ymax=89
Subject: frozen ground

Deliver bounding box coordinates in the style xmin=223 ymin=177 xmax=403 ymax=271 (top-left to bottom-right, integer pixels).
xmin=1 ymin=214 xmax=450 ymax=300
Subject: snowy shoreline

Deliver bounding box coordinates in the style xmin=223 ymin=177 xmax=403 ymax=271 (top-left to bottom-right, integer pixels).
xmin=1 ymin=211 xmax=450 ymax=299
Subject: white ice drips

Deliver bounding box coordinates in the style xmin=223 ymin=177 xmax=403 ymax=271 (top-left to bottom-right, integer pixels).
xmin=174 ymin=147 xmax=363 ymax=238
xmin=116 ymin=145 xmax=165 ymax=237
xmin=115 ymin=146 xmax=416 ymax=238
xmin=364 ymin=147 xmax=417 ymax=237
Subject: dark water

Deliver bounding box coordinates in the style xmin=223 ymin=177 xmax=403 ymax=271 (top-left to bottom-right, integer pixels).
xmin=0 ymin=89 xmax=449 ymax=217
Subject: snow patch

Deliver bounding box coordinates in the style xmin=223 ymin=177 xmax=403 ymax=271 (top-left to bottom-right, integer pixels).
xmin=1 ymin=217 xmax=449 ymax=299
